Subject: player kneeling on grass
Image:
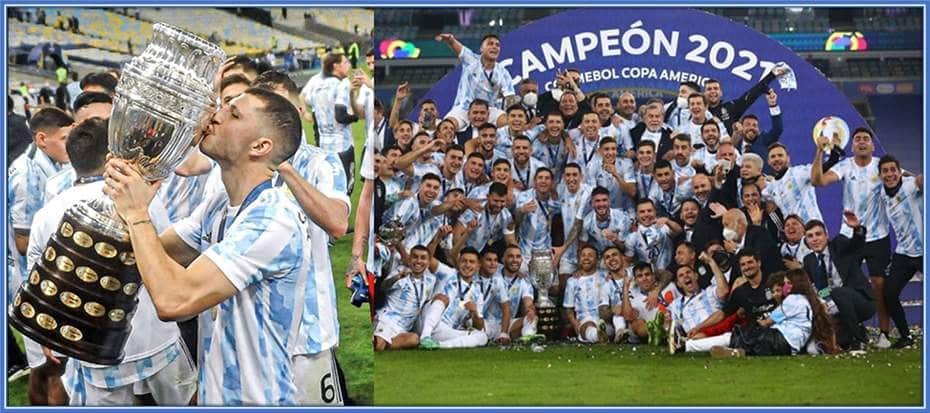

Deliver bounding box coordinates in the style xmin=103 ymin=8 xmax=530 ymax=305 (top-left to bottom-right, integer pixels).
xmin=499 ymin=245 xmax=543 ymax=342
xmin=620 ymin=261 xmax=676 ymax=345
xmin=711 ymin=269 xmax=837 ymax=357
xmin=473 ymin=248 xmax=513 ymax=344
xmin=418 ymin=247 xmax=489 ymax=349
xmin=564 ymin=244 xmax=608 ymax=343
xmin=374 ymin=246 xmax=438 ymax=351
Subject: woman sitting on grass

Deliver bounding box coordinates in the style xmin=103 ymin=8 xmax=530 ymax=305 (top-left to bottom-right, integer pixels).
xmin=712 ymin=269 xmax=838 ymax=357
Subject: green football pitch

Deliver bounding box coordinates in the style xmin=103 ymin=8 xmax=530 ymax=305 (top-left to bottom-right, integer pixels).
xmin=7 ymin=121 xmax=374 ymax=406
xmin=375 ymin=342 xmax=922 ymax=406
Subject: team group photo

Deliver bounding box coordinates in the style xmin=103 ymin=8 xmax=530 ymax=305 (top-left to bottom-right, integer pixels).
xmin=3 ymin=3 xmax=926 ymax=408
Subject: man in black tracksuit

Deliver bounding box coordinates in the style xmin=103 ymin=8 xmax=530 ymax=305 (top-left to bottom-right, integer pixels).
xmin=704 ymin=66 xmax=786 ymax=135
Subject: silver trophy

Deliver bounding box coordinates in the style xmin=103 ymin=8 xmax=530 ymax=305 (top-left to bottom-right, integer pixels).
xmin=9 ymin=23 xmax=225 ymax=364
xmin=378 ymin=218 xmax=407 ymax=244
xmin=529 ymin=249 xmax=556 ymax=308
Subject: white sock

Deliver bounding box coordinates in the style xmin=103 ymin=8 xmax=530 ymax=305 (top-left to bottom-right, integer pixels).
xmin=419 ymin=300 xmax=445 ymax=338
xmin=612 ymin=315 xmax=627 ymax=333
xmin=439 ymin=330 xmax=489 ymax=348
xmin=521 ymin=317 xmax=537 ymax=337
xmin=584 ymin=326 xmax=598 ymax=343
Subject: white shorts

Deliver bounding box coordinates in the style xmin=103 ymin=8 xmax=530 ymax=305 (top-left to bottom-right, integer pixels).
xmin=75 ymin=345 xmax=197 ymax=406
xmin=445 ymin=106 xmax=507 ymax=130
xmin=373 ymin=319 xmax=405 ymax=345
xmin=291 ymin=348 xmax=346 ymax=406
xmin=24 ymin=336 xmax=64 ymax=369
xmin=483 ymin=320 xmax=502 ymax=339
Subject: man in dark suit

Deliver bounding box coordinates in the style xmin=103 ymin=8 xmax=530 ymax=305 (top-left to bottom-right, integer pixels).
xmin=801 ymin=214 xmax=876 ymax=350
xmin=732 ymin=100 xmax=782 ymax=175
xmin=720 ymin=208 xmax=784 ymax=280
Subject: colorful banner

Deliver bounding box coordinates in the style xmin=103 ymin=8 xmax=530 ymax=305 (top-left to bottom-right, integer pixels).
xmin=418 ymin=7 xmax=879 ymax=234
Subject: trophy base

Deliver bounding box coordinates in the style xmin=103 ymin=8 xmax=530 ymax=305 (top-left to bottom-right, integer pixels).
xmin=9 ymin=310 xmax=124 ymax=365
xmin=536 ymin=305 xmax=562 ymax=341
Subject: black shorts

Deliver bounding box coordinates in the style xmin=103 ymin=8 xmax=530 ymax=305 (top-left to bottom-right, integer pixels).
xmin=860 ymin=236 xmax=892 ymax=277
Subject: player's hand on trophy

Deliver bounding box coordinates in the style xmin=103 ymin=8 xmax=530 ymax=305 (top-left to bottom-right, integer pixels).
xmin=104 ymin=158 xmax=162 ymax=224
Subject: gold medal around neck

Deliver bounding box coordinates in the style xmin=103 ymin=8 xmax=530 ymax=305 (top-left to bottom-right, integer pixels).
xmin=60 ymin=222 xmax=74 ymax=237
xmin=60 ymin=325 xmax=83 ymax=342
xmin=75 ymin=266 xmax=98 ymax=283
xmin=94 ymin=242 xmax=118 ymax=259
xmin=36 ymin=313 xmax=57 ymax=330
xmin=84 ymin=302 xmax=105 ymax=317
xmin=73 ymin=231 xmax=93 ymax=248
xmin=100 ymin=276 xmax=121 ymax=291
xmin=60 ymin=291 xmax=81 ymax=309
xmin=20 ymin=302 xmax=35 ymax=318
xmin=55 ymin=256 xmax=74 ymax=273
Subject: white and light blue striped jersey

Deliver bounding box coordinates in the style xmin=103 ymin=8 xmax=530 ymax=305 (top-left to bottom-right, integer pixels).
xmin=438 ymin=170 xmax=466 ymax=199
xmin=173 ymin=185 xmax=311 ymax=405
xmin=474 ymin=273 xmax=510 ymax=324
xmin=599 ymin=276 xmax=626 ymax=308
xmin=600 ymin=124 xmax=634 ymax=155
xmin=495 ymin=126 xmax=539 ymax=155
xmin=8 ymin=145 xmax=64 ymax=302
xmin=158 ymin=172 xmax=211 ymax=223
xmin=624 ymin=224 xmax=674 ymax=270
xmin=674 ymin=118 xmax=728 ymax=148
xmin=437 ymin=276 xmax=485 ymax=328
xmin=584 ymin=157 xmax=636 ymax=212
xmin=633 ymin=169 xmax=657 ymax=200
xmin=667 ymin=286 xmax=725 ymax=332
xmin=451 ymin=46 xmax=515 ymax=112
xmin=691 ymin=147 xmax=721 ymax=174
xmin=511 ymin=157 xmax=546 ymax=190
xmin=376 ymin=267 xmax=438 ymax=332
xmin=43 ymin=165 xmax=75 ymax=201
xmin=386 ymin=196 xmax=443 ymax=252
xmin=770 ymin=294 xmax=812 ymax=354
xmin=557 ymin=183 xmax=594 ymax=267
xmin=78 ymin=339 xmax=185 ymax=389
xmin=532 ymin=135 xmax=569 ymax=182
xmin=308 ymin=76 xmax=353 ymax=152
xmin=567 ymin=131 xmax=602 ymax=170
xmin=779 ymin=241 xmax=812 ymax=263
xmin=382 ymin=177 xmax=407 ymax=211
xmin=458 ymin=207 xmax=512 ymax=250
xmin=580 ymin=209 xmax=633 ymax=254
xmin=503 ymin=273 xmax=535 ymax=317
xmin=514 ymin=189 xmax=560 ymax=260
xmin=407 ymin=160 xmax=443 ymax=194
xmin=647 ymin=184 xmax=685 ymax=217
xmin=563 ymin=272 xmax=606 ymax=321
xmin=355 ymin=83 xmax=375 ymax=145
xmin=629 ymin=283 xmax=678 ymax=322
xmin=762 ymin=164 xmax=823 ymax=224
xmin=671 ymin=161 xmax=696 ymax=199
xmin=283 ymin=142 xmax=350 ymax=356
xmin=831 ymin=157 xmax=889 ymax=241
xmin=883 ymin=176 xmax=923 ymax=257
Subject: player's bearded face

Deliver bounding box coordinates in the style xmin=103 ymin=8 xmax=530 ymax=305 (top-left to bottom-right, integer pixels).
xmin=505 ymin=251 xmax=522 ymax=272
xmin=739 ymin=257 xmax=760 ymax=278
xmin=579 ymin=249 xmax=597 ymax=270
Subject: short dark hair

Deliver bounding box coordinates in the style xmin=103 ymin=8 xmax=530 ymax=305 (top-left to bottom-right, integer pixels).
xmin=72 ymin=91 xmax=112 ymax=114
xmin=221 ymin=74 xmax=251 ymax=93
xmin=579 ymin=243 xmax=599 ymax=256
xmin=29 ymin=107 xmax=73 ymax=132
xmin=700 ymin=120 xmax=720 ymax=134
xmin=488 ymin=182 xmax=508 ymax=197
xmin=852 ymin=127 xmax=874 ymax=140
xmin=599 ymin=137 xmax=617 ymax=148
xmin=323 ymin=53 xmax=346 ymax=77
xmin=79 ymin=72 xmax=117 ymax=94
xmin=636 ymin=140 xmax=656 ymax=151
xmin=680 ymin=81 xmax=701 ymax=93
xmin=636 ymin=198 xmax=656 ymax=209
xmin=783 ymin=214 xmax=803 ymax=226
xmin=741 ymin=114 xmax=759 ymax=122
xmin=492 ymin=158 xmax=511 ymax=169
xmin=480 ymin=246 xmax=499 ymax=257
xmin=545 ymin=111 xmax=565 ymax=123
xmin=633 ymin=262 xmax=654 ymax=275
xmin=591 ymin=186 xmax=610 ymax=198
xmin=512 ymin=135 xmax=531 ymax=146
xmin=460 ymin=246 xmax=481 ymax=259
xmin=228 ymin=55 xmax=259 ymax=79
xmin=421 ymin=99 xmax=437 ymax=108
xmin=878 ymin=154 xmax=900 ymax=171
xmin=66 ymin=117 xmax=109 ymax=175
xmin=421 ymin=172 xmax=442 ymax=185
xmin=506 ymin=104 xmax=528 ymax=119
xmin=251 ymin=70 xmax=300 ymax=101
xmin=480 ymin=33 xmax=501 ymax=45
xmin=244 ymin=87 xmax=302 ymax=165
xmin=704 ymin=78 xmax=720 ymax=86
xmin=767 ymin=142 xmax=788 ymax=153
xmin=467 ymin=151 xmax=485 ymax=162
xmin=564 ymin=162 xmax=582 ymax=173
xmin=735 ymin=248 xmax=760 ymax=263
xmin=654 ymin=159 xmax=672 ymax=171
xmin=591 ymin=93 xmax=612 ymax=106
xmin=446 ymin=144 xmax=465 ymax=156
xmin=534 ymin=167 xmax=553 ymax=179
xmin=410 ymin=245 xmax=430 ymax=255
xmin=469 ymin=99 xmax=490 ymax=110
xmin=478 ymin=122 xmax=498 ymax=133
xmin=804 ymin=219 xmax=826 ymax=233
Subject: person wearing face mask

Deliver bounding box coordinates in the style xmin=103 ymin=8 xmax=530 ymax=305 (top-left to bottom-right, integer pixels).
xmin=629 ymin=102 xmax=675 ymax=160
xmin=663 ymin=81 xmax=704 ymax=130
xmin=720 ymin=208 xmax=784 ymax=279
xmin=801 ymin=214 xmax=875 ymax=351
xmin=517 ymin=78 xmax=539 ymax=121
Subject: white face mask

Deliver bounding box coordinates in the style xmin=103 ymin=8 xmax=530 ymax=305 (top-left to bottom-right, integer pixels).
xmin=676 ymin=96 xmax=688 ymax=107
xmin=722 ymin=227 xmax=739 ymax=242
xmin=551 ymin=88 xmax=564 ymax=102
xmin=522 ymin=92 xmax=538 ymax=108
